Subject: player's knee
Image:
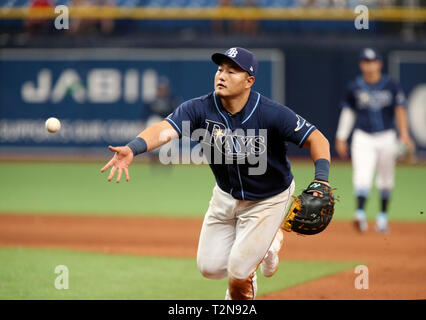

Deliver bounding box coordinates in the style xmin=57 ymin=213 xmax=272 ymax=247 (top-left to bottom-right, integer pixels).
xmin=197 ymin=258 xmax=227 ymax=280
xmin=227 ymin=258 xmax=253 ymax=280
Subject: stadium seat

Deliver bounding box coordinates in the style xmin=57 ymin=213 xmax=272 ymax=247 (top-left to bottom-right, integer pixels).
xmin=116 ymin=0 xmax=142 ymax=6
xmin=187 ymin=0 xmax=217 ymax=7
xmin=2 ymin=0 xmax=30 ymax=7
xmin=0 ymin=0 xmax=391 ymax=35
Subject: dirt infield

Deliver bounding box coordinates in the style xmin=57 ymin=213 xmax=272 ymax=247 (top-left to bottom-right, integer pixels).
xmin=0 ymin=214 xmax=425 ymax=300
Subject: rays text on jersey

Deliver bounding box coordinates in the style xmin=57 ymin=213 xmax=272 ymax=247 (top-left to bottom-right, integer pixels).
xmin=158 ymin=120 xmax=268 ymax=176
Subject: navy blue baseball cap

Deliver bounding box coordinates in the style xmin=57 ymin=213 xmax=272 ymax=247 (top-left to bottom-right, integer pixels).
xmin=212 ymin=47 xmax=258 ymax=76
xmin=359 ymin=48 xmax=382 ymax=61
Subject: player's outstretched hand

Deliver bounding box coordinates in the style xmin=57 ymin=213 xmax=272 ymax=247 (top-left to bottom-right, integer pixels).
xmin=101 ymin=146 xmax=134 ymax=183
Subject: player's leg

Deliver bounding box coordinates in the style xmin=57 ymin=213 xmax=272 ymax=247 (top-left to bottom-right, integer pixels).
xmin=260 ymin=226 xmax=284 ymax=277
xmin=226 ymin=270 xmax=257 ymax=300
xmin=375 ymin=130 xmax=397 ymax=233
xmin=196 ymin=184 xmax=237 ymax=280
xmin=226 ymin=180 xmax=295 ymax=300
xmin=351 ymin=129 xmax=377 ymax=232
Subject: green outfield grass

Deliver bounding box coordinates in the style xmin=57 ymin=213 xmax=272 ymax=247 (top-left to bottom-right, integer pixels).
xmin=0 ymin=161 xmax=424 ymax=221
xmin=0 ymin=247 xmax=359 ymax=300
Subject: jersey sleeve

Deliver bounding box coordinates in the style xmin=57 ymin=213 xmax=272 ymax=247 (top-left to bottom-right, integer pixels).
xmin=165 ymin=99 xmax=201 ymax=138
xmin=393 ymin=81 xmax=406 ymax=108
xmin=271 ymin=105 xmax=317 ymax=148
xmin=340 ymin=83 xmax=356 ymax=110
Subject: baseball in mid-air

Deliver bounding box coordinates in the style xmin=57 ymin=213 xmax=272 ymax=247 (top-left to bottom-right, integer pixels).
xmin=45 ymin=117 xmax=61 ymax=133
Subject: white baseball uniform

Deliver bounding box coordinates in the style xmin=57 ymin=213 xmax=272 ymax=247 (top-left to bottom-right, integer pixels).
xmin=337 ymin=75 xmax=406 ymax=198
xmin=197 ymin=181 xmax=295 ymax=297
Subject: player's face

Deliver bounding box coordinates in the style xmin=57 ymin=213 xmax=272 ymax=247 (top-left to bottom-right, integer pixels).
xmin=214 ymin=60 xmax=254 ymax=98
xmin=359 ymin=60 xmax=382 ymax=76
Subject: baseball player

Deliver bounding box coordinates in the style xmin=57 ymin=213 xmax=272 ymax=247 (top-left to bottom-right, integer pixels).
xmin=335 ymin=48 xmax=413 ymax=233
xmin=101 ymin=47 xmax=332 ymax=300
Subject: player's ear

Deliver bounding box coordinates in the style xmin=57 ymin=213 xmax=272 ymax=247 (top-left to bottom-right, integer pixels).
xmin=246 ymin=75 xmax=255 ymax=88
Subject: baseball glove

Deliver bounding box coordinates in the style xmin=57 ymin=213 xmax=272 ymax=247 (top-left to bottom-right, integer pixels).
xmin=281 ymin=181 xmax=335 ymax=235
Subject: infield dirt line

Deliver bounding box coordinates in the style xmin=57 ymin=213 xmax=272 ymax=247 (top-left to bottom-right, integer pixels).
xmin=0 ymin=214 xmax=425 ymax=299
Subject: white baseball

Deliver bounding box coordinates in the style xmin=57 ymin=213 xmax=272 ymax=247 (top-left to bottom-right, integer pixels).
xmin=45 ymin=117 xmax=61 ymax=133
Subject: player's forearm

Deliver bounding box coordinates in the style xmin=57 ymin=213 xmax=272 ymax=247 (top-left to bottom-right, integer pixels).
xmin=395 ymin=106 xmax=410 ymax=139
xmin=127 ymin=120 xmax=178 ymax=156
xmin=137 ymin=120 xmax=178 ymax=152
xmin=304 ymin=129 xmax=331 ymax=182
xmin=305 ymin=129 xmax=331 ymax=163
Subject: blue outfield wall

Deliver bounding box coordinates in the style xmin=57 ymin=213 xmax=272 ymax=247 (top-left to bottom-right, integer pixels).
xmin=0 ymin=46 xmax=425 ymax=157
xmin=0 ymin=48 xmax=282 ymax=152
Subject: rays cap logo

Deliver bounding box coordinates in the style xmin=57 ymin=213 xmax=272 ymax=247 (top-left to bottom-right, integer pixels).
xmin=212 ymin=47 xmax=258 ymax=76
xmin=359 ymin=48 xmax=382 ymax=61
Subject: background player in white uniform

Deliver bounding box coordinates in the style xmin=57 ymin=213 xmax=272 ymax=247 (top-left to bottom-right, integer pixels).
xmin=335 ymin=48 xmax=413 ymax=233
xmin=101 ymin=47 xmax=331 ymax=299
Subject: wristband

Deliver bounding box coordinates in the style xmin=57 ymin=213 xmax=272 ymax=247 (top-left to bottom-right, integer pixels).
xmin=126 ymin=137 xmax=148 ymax=156
xmin=314 ymin=158 xmax=330 ymax=182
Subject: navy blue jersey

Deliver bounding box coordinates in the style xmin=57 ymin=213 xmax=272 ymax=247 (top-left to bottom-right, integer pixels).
xmin=341 ymin=75 xmax=406 ymax=133
xmin=165 ymin=90 xmax=316 ymax=201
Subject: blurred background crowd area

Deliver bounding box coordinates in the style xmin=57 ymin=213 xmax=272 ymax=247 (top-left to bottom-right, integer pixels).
xmin=1 ymin=0 xmax=419 ymax=8
xmin=3 ymin=0 xmax=422 ymax=7
xmin=0 ymin=0 xmax=425 ymax=160
xmin=0 ymin=0 xmax=424 ymax=41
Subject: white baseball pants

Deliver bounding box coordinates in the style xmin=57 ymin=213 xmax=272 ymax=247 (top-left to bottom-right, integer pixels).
xmin=351 ymin=129 xmax=397 ymax=194
xmin=196 ymin=180 xmax=295 ymax=282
